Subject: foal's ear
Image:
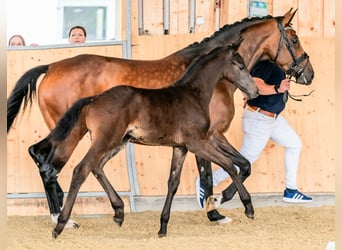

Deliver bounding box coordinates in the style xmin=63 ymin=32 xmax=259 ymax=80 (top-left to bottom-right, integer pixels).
xmin=230 ymin=36 xmax=244 ymax=51
xmin=283 ymin=8 xmax=297 ymax=26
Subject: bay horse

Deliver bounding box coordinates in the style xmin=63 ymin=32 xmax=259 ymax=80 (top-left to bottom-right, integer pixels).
xmin=7 ymin=9 xmax=314 ymax=225
xmin=31 ymin=41 xmax=258 ymax=238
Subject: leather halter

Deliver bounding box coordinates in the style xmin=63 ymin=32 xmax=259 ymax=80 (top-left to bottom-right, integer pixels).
xmin=273 ymin=19 xmax=309 ymax=81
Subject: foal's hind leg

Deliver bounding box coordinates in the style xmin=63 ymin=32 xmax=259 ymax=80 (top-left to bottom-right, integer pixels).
xmin=195 ymin=156 xmax=227 ymax=223
xmin=158 ymin=146 xmax=188 ymax=237
xmin=53 ymin=135 xmax=127 ymax=238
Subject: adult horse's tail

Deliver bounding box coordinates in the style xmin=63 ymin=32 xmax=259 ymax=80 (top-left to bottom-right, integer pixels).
xmin=48 ymin=97 xmax=93 ymax=142
xmin=7 ymin=65 xmax=49 ymax=132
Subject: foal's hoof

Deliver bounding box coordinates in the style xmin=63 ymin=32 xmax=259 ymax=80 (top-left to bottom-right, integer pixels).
xmin=51 ymin=214 xmax=79 ymax=229
xmin=245 ymin=211 xmax=254 ymax=219
xmin=52 ymin=230 xmax=59 ymax=239
xmin=113 ymin=216 xmax=123 ymax=227
xmin=65 ymin=220 xmax=79 ymax=229
xmin=158 ymin=232 xmax=167 ymax=238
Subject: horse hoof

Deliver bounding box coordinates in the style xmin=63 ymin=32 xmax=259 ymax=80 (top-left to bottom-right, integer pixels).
xmin=51 ymin=214 xmax=79 ymax=229
xmin=245 ymin=212 xmax=254 ymax=219
xmin=207 ymin=209 xmax=232 ymax=224
xmin=158 ymin=232 xmax=167 ymax=238
xmin=52 ymin=230 xmax=59 ymax=239
xmin=113 ymin=217 xmax=123 ymax=227
xmin=216 ymin=216 xmax=233 ymax=224
xmin=65 ymin=219 xmax=79 ymax=229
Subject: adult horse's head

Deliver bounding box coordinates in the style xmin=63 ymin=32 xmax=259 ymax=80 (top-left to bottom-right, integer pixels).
xmin=262 ymin=9 xmax=314 ymax=85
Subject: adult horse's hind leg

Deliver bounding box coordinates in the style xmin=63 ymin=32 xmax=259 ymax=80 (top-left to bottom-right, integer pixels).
xmin=28 ymin=127 xmax=87 ymax=228
xmin=28 ymin=139 xmax=63 ymax=216
xmin=195 ymin=156 xmax=227 ymax=223
xmin=158 ymin=146 xmax=188 ymax=237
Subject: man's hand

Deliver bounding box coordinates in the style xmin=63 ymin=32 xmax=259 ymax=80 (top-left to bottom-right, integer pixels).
xmin=278 ymin=78 xmax=291 ymax=93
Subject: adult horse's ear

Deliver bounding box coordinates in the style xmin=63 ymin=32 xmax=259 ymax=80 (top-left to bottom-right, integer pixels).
xmin=283 ymin=8 xmax=297 ymax=26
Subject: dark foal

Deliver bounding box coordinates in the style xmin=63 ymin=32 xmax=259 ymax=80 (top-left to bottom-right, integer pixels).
xmin=31 ymin=41 xmax=258 ymax=238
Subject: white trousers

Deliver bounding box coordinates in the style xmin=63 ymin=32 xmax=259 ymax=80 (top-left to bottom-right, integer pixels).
xmin=213 ymin=108 xmax=302 ymax=190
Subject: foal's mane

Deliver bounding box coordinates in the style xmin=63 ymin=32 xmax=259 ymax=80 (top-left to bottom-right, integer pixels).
xmin=173 ymin=45 xmax=231 ymax=87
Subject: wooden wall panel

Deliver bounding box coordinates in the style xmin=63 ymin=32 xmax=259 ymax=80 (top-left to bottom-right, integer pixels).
xmin=141 ymin=0 xmax=164 ymax=35
xmin=169 ymin=0 xmax=189 ymax=34
xmin=298 ymin=0 xmax=323 ymax=36
xmin=194 ymin=0 xmax=216 ymax=32
xmin=323 ymin=0 xmax=335 ymax=36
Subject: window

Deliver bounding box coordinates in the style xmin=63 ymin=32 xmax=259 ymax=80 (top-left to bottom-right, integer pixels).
xmin=7 ymin=0 xmax=121 ymax=45
xmin=58 ymin=0 xmax=120 ymax=43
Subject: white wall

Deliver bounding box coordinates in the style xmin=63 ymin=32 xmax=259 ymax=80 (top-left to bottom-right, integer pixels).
xmin=7 ymin=0 xmax=59 ymax=45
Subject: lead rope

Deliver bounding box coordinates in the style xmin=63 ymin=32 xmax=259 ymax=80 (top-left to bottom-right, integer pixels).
xmin=284 ymin=75 xmax=315 ymax=102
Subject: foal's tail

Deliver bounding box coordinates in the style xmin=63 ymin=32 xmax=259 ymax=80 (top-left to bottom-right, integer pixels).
xmin=7 ymin=65 xmax=49 ymax=132
xmin=48 ymin=97 xmax=94 ymax=142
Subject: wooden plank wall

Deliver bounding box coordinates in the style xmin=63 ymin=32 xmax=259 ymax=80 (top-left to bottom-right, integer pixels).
xmin=7 ymin=0 xmax=335 ymax=215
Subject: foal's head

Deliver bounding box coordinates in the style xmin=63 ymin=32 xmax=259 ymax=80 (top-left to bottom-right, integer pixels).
xmin=222 ymin=38 xmax=258 ymax=99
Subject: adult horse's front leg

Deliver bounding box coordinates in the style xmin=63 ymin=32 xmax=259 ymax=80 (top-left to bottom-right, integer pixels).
xmin=158 ymin=146 xmax=187 ymax=237
xmin=195 ymin=156 xmax=227 ymax=223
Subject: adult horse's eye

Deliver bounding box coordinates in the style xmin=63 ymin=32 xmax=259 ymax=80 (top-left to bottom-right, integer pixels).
xmin=292 ymin=37 xmax=298 ymax=45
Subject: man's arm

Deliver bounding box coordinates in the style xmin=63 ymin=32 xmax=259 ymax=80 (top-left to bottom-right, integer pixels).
xmin=254 ymin=77 xmax=290 ymax=95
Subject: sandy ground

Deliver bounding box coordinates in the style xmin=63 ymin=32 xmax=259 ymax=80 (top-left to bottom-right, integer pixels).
xmin=7 ymin=205 xmax=334 ymax=250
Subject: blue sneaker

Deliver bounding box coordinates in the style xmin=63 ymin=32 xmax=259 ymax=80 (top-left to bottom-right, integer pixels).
xmin=283 ymin=188 xmax=312 ymax=203
xmin=195 ymin=177 xmax=205 ymax=209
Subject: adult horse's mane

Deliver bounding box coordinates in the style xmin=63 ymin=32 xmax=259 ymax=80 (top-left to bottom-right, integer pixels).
xmin=186 ymin=15 xmax=277 ymax=49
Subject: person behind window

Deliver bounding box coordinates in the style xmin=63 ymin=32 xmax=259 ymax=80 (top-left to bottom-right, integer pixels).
xmin=8 ymin=34 xmax=26 ymax=46
xmin=68 ymin=25 xmax=87 ymax=44
xmin=8 ymin=34 xmax=38 ymax=47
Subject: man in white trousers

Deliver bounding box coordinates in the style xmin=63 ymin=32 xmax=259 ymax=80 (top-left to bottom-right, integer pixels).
xmin=196 ymin=60 xmax=312 ymax=209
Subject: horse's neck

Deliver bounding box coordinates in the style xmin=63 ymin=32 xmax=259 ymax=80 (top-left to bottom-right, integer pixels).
xmin=239 ymin=21 xmax=278 ymax=70
xmin=183 ymin=57 xmax=227 ymax=108
xmin=172 ymin=16 xmax=275 ymax=64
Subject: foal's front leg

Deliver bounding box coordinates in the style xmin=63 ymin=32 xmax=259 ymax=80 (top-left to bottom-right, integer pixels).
xmin=195 ymin=156 xmax=227 ymax=222
xmin=158 ymin=146 xmax=188 ymax=237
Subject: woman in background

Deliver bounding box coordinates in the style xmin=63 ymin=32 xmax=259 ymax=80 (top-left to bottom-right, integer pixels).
xmin=68 ymin=25 xmax=87 ymax=44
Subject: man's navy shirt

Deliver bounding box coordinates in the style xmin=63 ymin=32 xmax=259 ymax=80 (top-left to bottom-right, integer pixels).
xmin=247 ymin=60 xmax=286 ymax=115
